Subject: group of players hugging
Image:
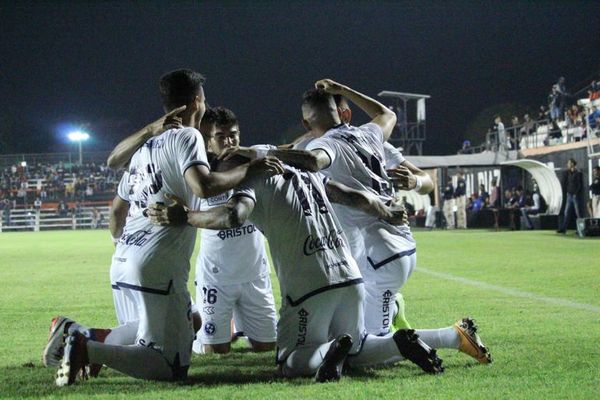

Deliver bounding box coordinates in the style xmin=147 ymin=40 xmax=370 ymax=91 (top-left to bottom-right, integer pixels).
xmin=42 ymin=69 xmax=491 ymax=386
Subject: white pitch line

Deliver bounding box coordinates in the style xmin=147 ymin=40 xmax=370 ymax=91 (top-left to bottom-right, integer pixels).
xmin=417 ymin=267 xmax=600 ymax=313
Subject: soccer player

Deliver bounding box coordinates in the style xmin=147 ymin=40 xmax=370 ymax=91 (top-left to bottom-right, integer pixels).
xmin=148 ymin=159 xmax=444 ymax=381
xmin=194 ymin=107 xmax=277 ymax=354
xmin=221 ymin=80 xmax=491 ymax=364
xmin=48 ymin=69 xmax=283 ymax=386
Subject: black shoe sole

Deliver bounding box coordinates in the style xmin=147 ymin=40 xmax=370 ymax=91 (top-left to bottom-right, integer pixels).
xmin=394 ymin=329 xmax=444 ymax=374
xmin=315 ymin=334 xmax=353 ymax=382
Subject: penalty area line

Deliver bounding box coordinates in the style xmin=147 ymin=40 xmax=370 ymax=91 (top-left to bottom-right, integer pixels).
xmin=417 ymin=267 xmax=600 ymax=314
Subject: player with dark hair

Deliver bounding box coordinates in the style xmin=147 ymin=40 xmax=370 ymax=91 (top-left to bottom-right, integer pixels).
xmin=46 ymin=68 xmax=283 ymax=385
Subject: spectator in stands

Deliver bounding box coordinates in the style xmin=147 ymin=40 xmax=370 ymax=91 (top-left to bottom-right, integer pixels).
xmin=521 ymin=185 xmax=541 ymax=230
xmin=588 ymin=106 xmax=600 ymax=131
xmin=537 ymin=105 xmax=548 ymax=120
xmin=549 ymin=85 xmax=562 ymax=121
xmin=588 ymin=80 xmax=600 ymax=101
xmin=557 ymin=158 xmax=584 ymax=234
xmin=454 ymin=171 xmax=467 ymax=228
xmin=458 ymin=139 xmax=471 ymax=154
xmin=478 ymin=183 xmax=489 ymax=206
xmin=588 ymin=166 xmax=600 ymax=218
xmin=34 ymin=197 xmax=42 ymax=211
xmin=442 ymin=178 xmax=455 ymax=229
xmin=57 ymin=200 xmax=68 ymax=217
xmin=467 ymin=192 xmax=484 ymax=212
xmin=494 ymin=116 xmax=509 ymax=151
xmin=555 ymin=76 xmax=569 ymax=115
xmin=489 ymin=178 xmax=501 ymax=208
xmin=508 ymin=186 xmax=526 ymax=230
xmin=90 ymin=208 xmax=101 ymax=229
xmin=519 ymin=114 xmax=534 ymax=137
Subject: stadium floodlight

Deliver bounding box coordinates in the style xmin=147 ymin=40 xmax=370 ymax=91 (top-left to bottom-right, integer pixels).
xmin=67 ymin=130 xmax=90 ymax=165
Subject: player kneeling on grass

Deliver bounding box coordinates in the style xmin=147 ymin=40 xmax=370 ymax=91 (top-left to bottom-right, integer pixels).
xmin=148 ymin=158 xmax=444 ymax=382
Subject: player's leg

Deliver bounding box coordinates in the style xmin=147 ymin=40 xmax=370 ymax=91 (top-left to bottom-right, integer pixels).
xmin=276 ymin=292 xmax=337 ymax=378
xmin=362 ymin=250 xmax=416 ymax=335
xmin=199 ymin=282 xmax=237 ymax=354
xmin=343 ymin=284 xmax=443 ymax=374
xmin=235 ymin=275 xmax=277 ymax=352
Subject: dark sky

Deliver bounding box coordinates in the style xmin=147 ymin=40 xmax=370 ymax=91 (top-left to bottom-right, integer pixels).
xmin=1 ymin=1 xmax=599 ymax=156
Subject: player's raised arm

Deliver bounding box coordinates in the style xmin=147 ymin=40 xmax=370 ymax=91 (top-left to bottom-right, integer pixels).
xmin=106 ymin=106 xmax=186 ymax=170
xmin=220 ymin=145 xmax=330 ymax=172
xmin=387 ymin=160 xmax=434 ymax=195
xmin=315 ymin=79 xmax=397 ymax=141
xmin=325 ymin=180 xmax=407 ymax=225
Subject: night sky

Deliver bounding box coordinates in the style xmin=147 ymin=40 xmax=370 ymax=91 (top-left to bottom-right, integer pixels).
xmin=1 ymin=1 xmax=599 ymax=156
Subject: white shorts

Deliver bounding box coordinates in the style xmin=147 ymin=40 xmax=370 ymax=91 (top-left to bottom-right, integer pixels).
xmin=110 ymin=261 xmax=137 ymax=325
xmin=276 ymin=281 xmax=366 ymax=364
xmin=196 ymin=274 xmax=277 ymax=345
xmin=361 ymin=220 xmax=417 ymax=335
xmin=114 ymin=261 xmax=195 ymax=379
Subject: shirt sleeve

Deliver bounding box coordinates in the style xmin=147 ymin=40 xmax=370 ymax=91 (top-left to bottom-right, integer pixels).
xmin=116 ymin=172 xmax=130 ymax=201
xmin=174 ymin=128 xmax=210 ymax=175
xmin=360 ymin=122 xmax=385 ymax=144
xmin=383 ymin=142 xmax=405 ymax=169
xmin=305 ymin=137 xmax=336 ymax=167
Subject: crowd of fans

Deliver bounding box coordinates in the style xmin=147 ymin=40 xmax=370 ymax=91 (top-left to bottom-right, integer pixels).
xmin=0 ymin=161 xmax=122 ymax=213
xmin=461 ymin=76 xmax=600 ymax=153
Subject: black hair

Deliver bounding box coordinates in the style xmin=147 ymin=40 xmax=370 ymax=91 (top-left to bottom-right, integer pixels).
xmin=211 ymin=107 xmax=238 ymax=128
xmin=201 ymin=107 xmax=218 ymax=126
xmin=568 ymin=158 xmax=577 ymax=166
xmin=159 ymin=69 xmax=205 ymax=111
xmin=302 ymin=88 xmax=334 ymax=111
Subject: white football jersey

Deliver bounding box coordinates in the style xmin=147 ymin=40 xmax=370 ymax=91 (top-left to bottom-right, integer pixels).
xmin=305 ymin=123 xmax=393 ymax=203
xmin=233 ymin=166 xmax=362 ymax=306
xmin=196 ymin=190 xmax=269 ymax=285
xmin=114 ymin=127 xmax=207 ymax=290
xmin=383 ymin=142 xmax=405 ymax=169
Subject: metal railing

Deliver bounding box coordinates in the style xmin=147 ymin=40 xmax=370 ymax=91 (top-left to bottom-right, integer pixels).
xmin=0 ymin=206 xmax=110 ymax=232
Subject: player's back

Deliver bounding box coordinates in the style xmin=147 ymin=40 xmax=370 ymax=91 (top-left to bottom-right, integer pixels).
xmin=234 ymin=166 xmax=362 ymax=306
xmin=115 ymin=127 xmax=206 ymax=288
xmin=305 ymin=123 xmax=392 ymax=204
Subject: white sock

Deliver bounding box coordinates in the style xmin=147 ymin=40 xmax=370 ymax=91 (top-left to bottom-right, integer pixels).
xmin=104 ymin=321 xmax=139 ymax=345
xmin=347 ymin=334 xmax=404 ymax=368
xmin=281 ymin=341 xmax=333 ymax=377
xmin=87 ymin=341 xmax=173 ymax=381
xmin=416 ymin=327 xmax=459 ymax=349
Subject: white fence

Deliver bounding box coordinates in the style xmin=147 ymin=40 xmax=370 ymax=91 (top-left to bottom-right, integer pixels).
xmin=0 ymin=206 xmax=110 ymax=232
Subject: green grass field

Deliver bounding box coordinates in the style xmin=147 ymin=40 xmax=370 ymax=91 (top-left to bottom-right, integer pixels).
xmin=0 ymin=229 xmax=598 ymax=399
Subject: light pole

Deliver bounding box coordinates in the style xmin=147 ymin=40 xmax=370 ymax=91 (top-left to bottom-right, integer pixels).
xmin=67 ymin=131 xmax=90 ymax=165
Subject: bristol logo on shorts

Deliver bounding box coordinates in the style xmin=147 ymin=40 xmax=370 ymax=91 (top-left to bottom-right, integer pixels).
xmin=296 ymin=308 xmax=309 ymax=346
xmin=382 ymin=290 xmax=393 ymax=330
xmin=204 ymin=322 xmax=216 ymax=336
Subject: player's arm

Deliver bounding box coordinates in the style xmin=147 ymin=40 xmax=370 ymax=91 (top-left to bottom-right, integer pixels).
xmin=107 ymin=106 xmax=186 ymax=170
xmin=315 ymin=79 xmax=397 ymax=141
xmin=387 ymin=160 xmax=433 ymax=195
xmin=148 ymin=195 xmax=255 ymax=230
xmin=220 ymin=145 xmax=331 ymax=172
xmin=325 ymin=180 xmax=407 ymax=225
xmin=184 ymin=157 xmax=283 ymax=198
xmin=109 ymin=195 xmax=129 ymax=244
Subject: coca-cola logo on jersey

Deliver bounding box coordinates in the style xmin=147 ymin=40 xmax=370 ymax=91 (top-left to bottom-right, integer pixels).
xmin=303 ymin=230 xmax=344 ymax=256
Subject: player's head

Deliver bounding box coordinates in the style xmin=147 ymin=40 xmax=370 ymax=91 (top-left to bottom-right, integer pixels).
xmin=208 ymin=107 xmax=240 ymax=154
xmin=333 ymin=94 xmax=352 ymax=124
xmin=159 ymin=68 xmax=206 ymax=119
xmin=301 ymin=89 xmax=341 ymax=133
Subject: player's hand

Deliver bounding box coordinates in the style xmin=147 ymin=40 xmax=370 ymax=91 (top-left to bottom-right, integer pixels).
xmin=146 ymin=193 xmax=188 ymax=226
xmin=315 ymin=79 xmax=345 ymax=94
xmin=219 ymin=146 xmax=257 ymax=161
xmin=146 ymin=106 xmax=187 ymax=137
xmin=387 ymin=166 xmax=417 ymax=191
xmin=247 ymin=156 xmax=285 ymax=177
xmin=386 ymin=200 xmax=408 ymax=226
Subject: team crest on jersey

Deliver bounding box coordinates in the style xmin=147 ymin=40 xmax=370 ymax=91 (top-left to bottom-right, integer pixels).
xmin=204 ymin=322 xmax=216 ymax=335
